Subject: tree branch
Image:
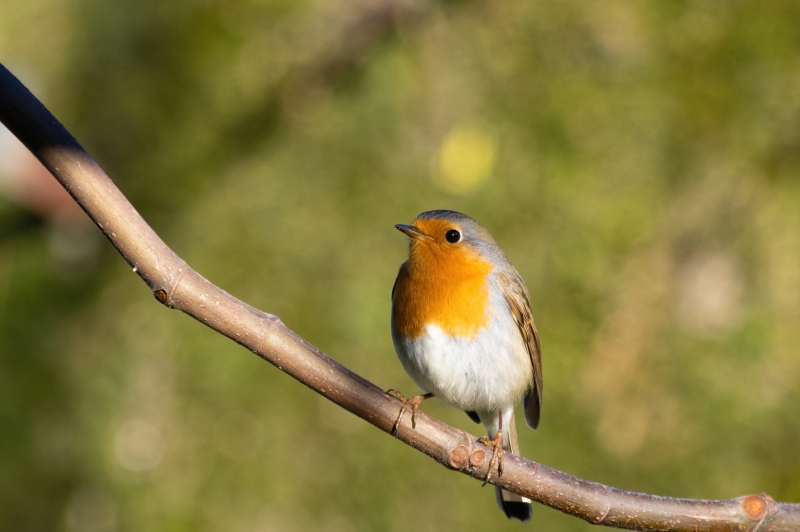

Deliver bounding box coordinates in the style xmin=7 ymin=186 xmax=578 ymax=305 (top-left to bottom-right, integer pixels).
xmin=1 ymin=63 xmax=798 ymax=531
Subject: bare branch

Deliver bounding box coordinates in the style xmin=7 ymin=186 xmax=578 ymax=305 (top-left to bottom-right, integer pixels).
xmin=1 ymin=63 xmax=798 ymax=531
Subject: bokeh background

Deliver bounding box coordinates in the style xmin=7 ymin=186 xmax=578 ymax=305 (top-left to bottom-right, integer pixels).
xmin=2 ymin=1 xmax=800 ymax=530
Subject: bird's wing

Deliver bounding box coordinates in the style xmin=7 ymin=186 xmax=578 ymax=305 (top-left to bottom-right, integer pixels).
xmin=498 ymin=270 xmax=542 ymax=429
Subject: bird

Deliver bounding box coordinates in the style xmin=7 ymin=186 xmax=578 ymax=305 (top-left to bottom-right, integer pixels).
xmin=389 ymin=209 xmax=542 ymax=522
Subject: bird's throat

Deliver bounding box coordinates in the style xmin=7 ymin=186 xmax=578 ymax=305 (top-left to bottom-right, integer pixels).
xmin=394 ymin=244 xmax=493 ymax=340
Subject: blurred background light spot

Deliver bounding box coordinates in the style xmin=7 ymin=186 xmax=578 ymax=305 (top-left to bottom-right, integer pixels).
xmin=113 ymin=419 xmax=165 ymax=472
xmin=676 ymin=252 xmax=743 ymax=336
xmin=64 ymin=488 xmax=117 ymax=532
xmin=432 ymin=123 xmax=497 ymax=195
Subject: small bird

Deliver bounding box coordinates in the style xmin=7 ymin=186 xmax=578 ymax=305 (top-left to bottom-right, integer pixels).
xmin=390 ymin=210 xmax=542 ymax=522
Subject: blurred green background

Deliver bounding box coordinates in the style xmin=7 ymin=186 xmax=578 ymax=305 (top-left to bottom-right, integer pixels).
xmin=2 ymin=0 xmax=800 ymax=530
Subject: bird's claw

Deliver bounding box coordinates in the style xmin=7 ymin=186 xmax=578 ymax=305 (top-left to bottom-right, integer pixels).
xmin=479 ymin=431 xmax=504 ymax=486
xmin=386 ymin=388 xmax=432 ymax=435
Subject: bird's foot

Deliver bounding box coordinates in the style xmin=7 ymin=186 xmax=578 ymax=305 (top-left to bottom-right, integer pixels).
xmin=478 ymin=430 xmax=504 ymax=486
xmin=386 ymin=388 xmax=433 ymax=435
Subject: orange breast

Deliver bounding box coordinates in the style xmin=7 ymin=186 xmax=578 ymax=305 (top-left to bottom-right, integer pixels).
xmin=393 ymin=239 xmax=494 ymax=340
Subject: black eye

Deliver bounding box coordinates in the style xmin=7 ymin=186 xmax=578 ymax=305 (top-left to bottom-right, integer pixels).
xmin=445 ymin=229 xmax=461 ymax=243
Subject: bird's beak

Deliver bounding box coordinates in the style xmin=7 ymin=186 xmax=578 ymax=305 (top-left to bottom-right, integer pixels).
xmin=395 ymin=224 xmax=430 ymax=240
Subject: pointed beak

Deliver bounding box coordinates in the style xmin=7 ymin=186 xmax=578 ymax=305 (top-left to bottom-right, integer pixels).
xmin=395 ymin=224 xmax=429 ymax=240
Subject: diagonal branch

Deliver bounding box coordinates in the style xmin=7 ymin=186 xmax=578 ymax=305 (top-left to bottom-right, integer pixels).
xmin=1 ymin=63 xmax=798 ymax=531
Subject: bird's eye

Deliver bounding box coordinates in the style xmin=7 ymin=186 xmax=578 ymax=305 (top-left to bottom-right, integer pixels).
xmin=445 ymin=229 xmax=461 ymax=243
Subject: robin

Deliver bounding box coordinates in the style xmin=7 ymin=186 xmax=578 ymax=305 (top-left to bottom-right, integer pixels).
xmin=389 ymin=209 xmax=542 ymax=522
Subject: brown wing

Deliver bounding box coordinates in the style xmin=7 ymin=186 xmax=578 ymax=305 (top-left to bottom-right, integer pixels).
xmin=499 ymin=270 xmax=542 ymax=429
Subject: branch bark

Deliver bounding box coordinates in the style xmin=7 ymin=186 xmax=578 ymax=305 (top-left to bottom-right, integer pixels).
xmin=1 ymin=63 xmax=798 ymax=531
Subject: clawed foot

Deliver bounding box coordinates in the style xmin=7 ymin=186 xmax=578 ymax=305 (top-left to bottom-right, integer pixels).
xmin=479 ymin=430 xmax=504 ymax=485
xmin=386 ymin=388 xmax=433 ymax=435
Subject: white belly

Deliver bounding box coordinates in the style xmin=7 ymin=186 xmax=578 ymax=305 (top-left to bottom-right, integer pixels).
xmin=392 ymin=294 xmax=533 ymax=413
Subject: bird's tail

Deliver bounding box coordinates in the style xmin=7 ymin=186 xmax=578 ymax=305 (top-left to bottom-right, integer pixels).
xmin=495 ymin=411 xmax=532 ymax=522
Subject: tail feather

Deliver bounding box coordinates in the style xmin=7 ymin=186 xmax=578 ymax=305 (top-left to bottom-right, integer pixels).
xmin=495 ymin=411 xmax=532 ymax=522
